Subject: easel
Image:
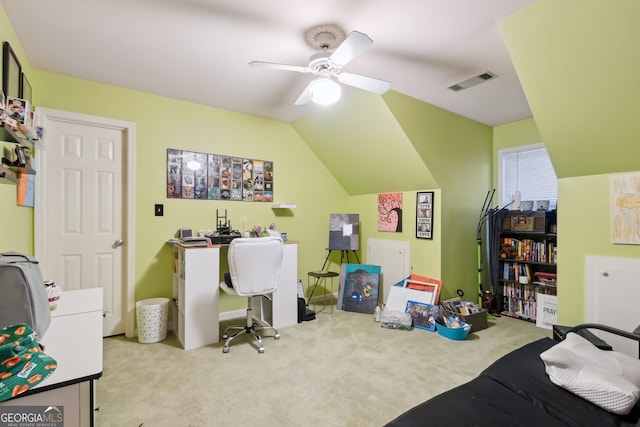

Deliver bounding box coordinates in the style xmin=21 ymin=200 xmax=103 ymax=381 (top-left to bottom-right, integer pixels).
xmin=319 ymin=248 xmax=360 ymax=270
xmin=476 ymin=190 xmax=511 ymax=320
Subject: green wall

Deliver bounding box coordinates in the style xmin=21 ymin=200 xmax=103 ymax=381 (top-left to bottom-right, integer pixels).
xmin=383 ymin=92 xmax=493 ymax=300
xmin=499 ymin=1 xmax=640 ymax=325
xmin=557 ymin=174 xmax=640 ymax=325
xmin=348 ymin=190 xmax=442 ymax=281
xmin=18 ymin=2 xmax=627 ymax=329
xmin=291 ymin=89 xmax=494 ymax=301
xmin=0 ymin=7 xmax=33 ymax=255
xmin=494 ymin=119 xmax=640 ymax=325
xmin=1 ymin=0 xmax=495 ymax=316
xmin=1 ymin=0 xmax=353 ymax=311
xmin=30 ymin=70 xmax=353 ymax=311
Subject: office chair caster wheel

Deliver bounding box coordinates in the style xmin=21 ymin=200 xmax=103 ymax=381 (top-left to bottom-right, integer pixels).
xmin=258 ymin=347 xmax=265 ymax=354
xmin=274 ymin=333 xmax=280 ymax=340
xmin=222 ymin=333 xmax=229 ymax=339
xmin=223 ymin=346 xmax=230 ymax=353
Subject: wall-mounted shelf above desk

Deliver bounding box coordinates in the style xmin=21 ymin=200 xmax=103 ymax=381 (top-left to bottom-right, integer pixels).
xmin=1 ymin=158 xmax=36 ymax=174
xmin=0 ymin=154 xmax=36 ymax=185
xmin=271 ymin=204 xmax=296 ymax=209
xmin=1 ymin=123 xmax=36 ymax=185
xmin=0 ymin=122 xmax=30 ymax=146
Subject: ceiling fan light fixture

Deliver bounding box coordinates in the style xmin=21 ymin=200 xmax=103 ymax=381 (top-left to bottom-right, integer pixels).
xmin=309 ymin=77 xmax=341 ymax=105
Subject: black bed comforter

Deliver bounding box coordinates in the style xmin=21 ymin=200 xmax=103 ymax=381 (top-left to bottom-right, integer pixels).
xmin=385 ymin=338 xmax=640 ymax=427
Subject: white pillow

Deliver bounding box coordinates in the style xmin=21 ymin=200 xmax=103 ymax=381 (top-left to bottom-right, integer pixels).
xmin=540 ymin=332 xmax=640 ymax=415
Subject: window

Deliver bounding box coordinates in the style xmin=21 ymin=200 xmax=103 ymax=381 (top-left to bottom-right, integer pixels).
xmin=499 ymin=143 xmax=558 ymax=210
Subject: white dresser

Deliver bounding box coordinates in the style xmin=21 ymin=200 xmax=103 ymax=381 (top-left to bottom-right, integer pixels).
xmin=0 ymin=288 xmax=103 ymax=427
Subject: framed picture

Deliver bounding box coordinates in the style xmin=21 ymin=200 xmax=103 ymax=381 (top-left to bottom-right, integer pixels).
xmin=416 ymin=191 xmax=434 ymax=239
xmin=386 ymin=284 xmax=439 ymax=313
xmin=21 ymin=73 xmax=32 ymax=104
xmin=405 ymin=300 xmax=439 ymax=331
xmin=328 ymin=213 xmax=359 ymax=251
xmin=378 ymin=192 xmax=403 ymax=232
xmin=403 ymin=278 xmax=441 ymax=305
xmin=167 ymin=148 xmax=273 ymax=202
xmin=2 ymin=42 xmax=22 ymax=98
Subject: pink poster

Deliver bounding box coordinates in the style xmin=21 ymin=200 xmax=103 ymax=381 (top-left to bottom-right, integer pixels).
xmin=378 ymin=193 xmax=403 ymax=232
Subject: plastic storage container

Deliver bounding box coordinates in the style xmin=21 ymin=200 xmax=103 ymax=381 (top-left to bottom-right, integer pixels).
xmin=136 ymin=297 xmax=169 ymax=343
xmin=436 ymin=322 xmax=472 ymax=341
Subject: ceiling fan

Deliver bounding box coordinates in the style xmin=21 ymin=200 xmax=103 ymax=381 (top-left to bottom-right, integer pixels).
xmin=249 ymin=25 xmax=392 ymax=105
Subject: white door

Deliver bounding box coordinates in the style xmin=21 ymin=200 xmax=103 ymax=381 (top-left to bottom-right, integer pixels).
xmin=35 ymin=110 xmax=136 ymax=337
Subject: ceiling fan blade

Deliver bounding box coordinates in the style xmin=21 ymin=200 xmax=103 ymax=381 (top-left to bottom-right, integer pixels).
xmin=294 ymin=81 xmax=313 ymax=105
xmin=338 ymin=73 xmax=391 ymax=95
xmin=329 ymin=31 xmax=373 ymax=67
xmin=249 ymin=61 xmax=309 ymax=73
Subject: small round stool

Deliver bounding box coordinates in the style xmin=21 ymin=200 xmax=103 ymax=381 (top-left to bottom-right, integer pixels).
xmin=307 ymin=270 xmax=340 ymax=313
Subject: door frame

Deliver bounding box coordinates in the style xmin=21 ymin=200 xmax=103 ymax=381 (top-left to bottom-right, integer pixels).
xmin=34 ymin=108 xmax=137 ymax=338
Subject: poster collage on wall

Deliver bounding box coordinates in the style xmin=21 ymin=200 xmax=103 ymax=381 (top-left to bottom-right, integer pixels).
xmin=167 ymin=149 xmax=273 ymax=202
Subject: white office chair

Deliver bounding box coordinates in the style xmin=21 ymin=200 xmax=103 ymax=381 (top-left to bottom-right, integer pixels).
xmin=219 ymin=236 xmax=284 ymax=354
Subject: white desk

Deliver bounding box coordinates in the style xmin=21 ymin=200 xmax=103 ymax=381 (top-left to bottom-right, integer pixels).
xmin=0 ymin=288 xmax=103 ymax=427
xmin=171 ymin=241 xmax=298 ymax=350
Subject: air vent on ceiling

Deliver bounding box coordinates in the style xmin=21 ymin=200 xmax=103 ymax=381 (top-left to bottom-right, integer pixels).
xmin=448 ymin=71 xmax=497 ymax=92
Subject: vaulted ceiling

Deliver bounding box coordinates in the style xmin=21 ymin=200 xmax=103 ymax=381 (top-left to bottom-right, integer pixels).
xmin=1 ymin=0 xmax=535 ymax=126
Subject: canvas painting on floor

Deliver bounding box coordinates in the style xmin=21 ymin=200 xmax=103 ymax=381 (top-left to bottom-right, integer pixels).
xmin=337 ymin=264 xmax=381 ymax=314
xmin=405 ymin=300 xmax=439 ymax=332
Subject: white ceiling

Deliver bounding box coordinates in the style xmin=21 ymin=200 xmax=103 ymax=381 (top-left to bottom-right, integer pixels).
xmin=2 ymin=0 xmax=535 ymax=126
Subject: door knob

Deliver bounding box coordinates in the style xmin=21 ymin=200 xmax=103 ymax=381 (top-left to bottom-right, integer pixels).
xmin=114 ymin=239 xmax=124 ymax=247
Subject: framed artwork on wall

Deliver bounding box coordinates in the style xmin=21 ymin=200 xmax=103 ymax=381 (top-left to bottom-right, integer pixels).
xmin=167 ymin=148 xmax=273 ymax=202
xmin=2 ymin=42 xmax=22 ymax=98
xmin=416 ymin=191 xmax=434 ymax=239
xmin=378 ymin=192 xmax=403 ymax=232
xmin=610 ymin=172 xmax=640 ymax=244
xmin=21 ymin=73 xmax=32 ymax=104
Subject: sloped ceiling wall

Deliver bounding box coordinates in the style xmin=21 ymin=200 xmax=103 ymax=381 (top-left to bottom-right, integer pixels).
xmin=500 ymin=0 xmax=640 ymax=178
xmin=291 ymin=90 xmax=438 ymax=196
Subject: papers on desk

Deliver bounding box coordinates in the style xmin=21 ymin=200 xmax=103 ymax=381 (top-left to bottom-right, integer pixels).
xmin=179 ymin=237 xmax=210 ymax=247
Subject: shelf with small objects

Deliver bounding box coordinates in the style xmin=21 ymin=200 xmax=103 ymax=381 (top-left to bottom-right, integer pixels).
xmin=0 ymin=126 xmax=36 ymax=184
xmin=496 ymin=209 xmax=557 ymax=322
xmin=1 ymin=98 xmax=40 ymax=185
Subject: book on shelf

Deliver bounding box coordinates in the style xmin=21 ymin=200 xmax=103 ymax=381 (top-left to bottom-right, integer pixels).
xmin=533 ymin=271 xmax=557 ymax=287
xmin=500 ymin=237 xmax=556 ymax=264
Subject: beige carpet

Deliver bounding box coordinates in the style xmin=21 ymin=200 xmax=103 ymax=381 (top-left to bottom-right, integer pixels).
xmin=96 ymin=308 xmax=551 ymax=427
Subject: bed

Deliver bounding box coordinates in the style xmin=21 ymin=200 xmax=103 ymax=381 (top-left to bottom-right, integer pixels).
xmin=385 ymin=323 xmax=640 ymax=427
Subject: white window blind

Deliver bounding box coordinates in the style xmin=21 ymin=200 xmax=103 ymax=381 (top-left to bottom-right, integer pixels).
xmin=500 ymin=145 xmax=558 ymax=210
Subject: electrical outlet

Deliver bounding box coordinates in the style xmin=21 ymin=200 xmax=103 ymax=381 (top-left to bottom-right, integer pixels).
xmin=155 ymin=204 xmax=163 ymax=216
